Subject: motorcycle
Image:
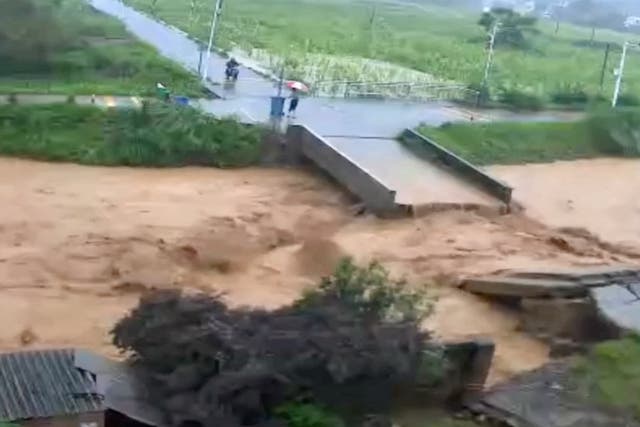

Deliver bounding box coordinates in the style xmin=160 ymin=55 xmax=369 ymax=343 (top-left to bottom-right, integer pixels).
xmin=225 ymin=66 xmax=239 ymax=81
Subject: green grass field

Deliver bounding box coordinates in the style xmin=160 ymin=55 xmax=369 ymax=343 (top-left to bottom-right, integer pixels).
xmin=123 ymin=0 xmax=640 ymax=106
xmin=0 ymin=0 xmax=202 ymax=97
xmin=0 ymin=103 xmax=261 ymax=167
xmin=417 ymin=108 xmax=640 ymax=164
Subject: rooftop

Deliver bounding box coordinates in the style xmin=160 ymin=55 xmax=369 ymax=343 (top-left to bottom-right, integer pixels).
xmin=0 ymin=349 xmax=104 ymax=422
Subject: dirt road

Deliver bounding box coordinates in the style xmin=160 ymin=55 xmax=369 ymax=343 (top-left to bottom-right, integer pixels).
xmin=0 ymin=158 xmax=636 ymax=383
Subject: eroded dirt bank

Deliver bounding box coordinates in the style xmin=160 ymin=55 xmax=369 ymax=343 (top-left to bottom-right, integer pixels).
xmin=0 ymin=158 xmax=637 ymax=383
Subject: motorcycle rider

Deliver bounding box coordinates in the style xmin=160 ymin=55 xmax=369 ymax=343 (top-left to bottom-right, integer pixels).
xmin=225 ymin=57 xmax=239 ymax=80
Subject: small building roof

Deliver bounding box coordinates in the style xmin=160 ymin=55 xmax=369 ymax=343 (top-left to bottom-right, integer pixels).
xmin=0 ymin=349 xmax=104 ymax=422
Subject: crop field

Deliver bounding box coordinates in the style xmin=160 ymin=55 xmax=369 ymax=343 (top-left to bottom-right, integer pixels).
xmin=124 ymin=0 xmax=640 ymax=106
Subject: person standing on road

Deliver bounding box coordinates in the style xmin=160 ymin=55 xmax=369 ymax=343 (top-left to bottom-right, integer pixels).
xmin=287 ymin=88 xmax=300 ymax=118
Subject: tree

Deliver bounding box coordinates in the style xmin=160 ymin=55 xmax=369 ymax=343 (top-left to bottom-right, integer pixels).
xmin=478 ymin=7 xmax=538 ymax=49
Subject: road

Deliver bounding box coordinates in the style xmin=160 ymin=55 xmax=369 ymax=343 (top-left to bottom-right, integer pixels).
xmin=0 ymin=94 xmax=143 ymax=108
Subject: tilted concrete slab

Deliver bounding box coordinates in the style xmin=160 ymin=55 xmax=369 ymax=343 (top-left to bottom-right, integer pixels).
xmin=464 ymin=267 xmax=640 ymax=299
xmin=507 ymin=266 xmax=640 ymax=284
xmin=463 ymin=267 xmax=640 ymax=340
xmin=461 ymin=276 xmax=587 ymax=298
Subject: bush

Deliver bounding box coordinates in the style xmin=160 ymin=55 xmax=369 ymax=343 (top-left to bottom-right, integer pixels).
xmin=497 ymin=88 xmax=544 ymax=110
xmin=551 ymin=84 xmax=589 ymax=105
xmin=0 ymin=103 xmax=262 ymax=167
xmin=297 ymin=258 xmax=433 ymax=323
xmin=616 ymin=94 xmax=640 ymax=107
xmin=102 ymin=104 xmax=262 ymax=167
xmin=587 ymin=108 xmax=640 ymax=156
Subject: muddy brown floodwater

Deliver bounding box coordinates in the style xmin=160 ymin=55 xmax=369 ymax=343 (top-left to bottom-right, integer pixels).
xmin=489 ymin=158 xmax=640 ymax=247
xmin=0 ymin=157 xmax=637 ymax=384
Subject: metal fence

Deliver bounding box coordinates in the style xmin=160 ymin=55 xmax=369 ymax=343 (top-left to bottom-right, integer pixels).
xmin=309 ymin=80 xmax=480 ymax=103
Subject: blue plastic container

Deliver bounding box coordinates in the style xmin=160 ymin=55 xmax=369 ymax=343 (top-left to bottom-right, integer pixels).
xmin=174 ymin=96 xmax=189 ymax=106
xmin=270 ymin=96 xmax=285 ymax=117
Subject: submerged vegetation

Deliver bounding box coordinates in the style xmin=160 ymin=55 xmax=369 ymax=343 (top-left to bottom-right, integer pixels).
xmin=0 ymin=103 xmax=261 ymax=167
xmin=0 ymin=0 xmax=201 ymax=96
xmin=417 ymin=108 xmax=640 ymax=165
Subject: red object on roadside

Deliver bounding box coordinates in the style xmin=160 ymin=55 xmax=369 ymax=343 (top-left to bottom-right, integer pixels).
xmin=286 ymin=81 xmax=309 ymax=92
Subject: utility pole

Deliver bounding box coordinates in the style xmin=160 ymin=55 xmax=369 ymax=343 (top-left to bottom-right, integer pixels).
xmin=480 ymin=22 xmax=500 ymax=101
xmin=198 ymin=43 xmax=205 ymax=75
xmin=612 ymin=41 xmax=629 ymax=107
xmin=599 ymin=43 xmax=610 ymax=91
xmin=368 ymin=4 xmax=377 ymax=52
xmin=202 ymin=0 xmax=224 ymax=82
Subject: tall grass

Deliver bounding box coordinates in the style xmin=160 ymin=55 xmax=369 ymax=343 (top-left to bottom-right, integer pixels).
xmin=417 ymin=108 xmax=640 ymax=165
xmin=123 ymin=0 xmax=640 ymax=105
xmin=0 ymin=104 xmax=262 ymax=167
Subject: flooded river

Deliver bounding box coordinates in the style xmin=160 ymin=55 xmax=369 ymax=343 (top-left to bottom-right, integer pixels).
xmin=1 ymin=158 xmax=637 ymax=382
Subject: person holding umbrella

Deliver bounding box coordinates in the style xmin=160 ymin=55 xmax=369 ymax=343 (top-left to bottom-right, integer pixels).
xmin=286 ymin=81 xmax=308 ymax=118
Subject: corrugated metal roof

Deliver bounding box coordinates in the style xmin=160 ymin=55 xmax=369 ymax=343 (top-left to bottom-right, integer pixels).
xmin=74 ymin=350 xmax=166 ymax=427
xmin=0 ymin=349 xmax=104 ymax=422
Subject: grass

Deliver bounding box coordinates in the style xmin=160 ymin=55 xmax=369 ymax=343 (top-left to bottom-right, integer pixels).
xmin=417 ymin=120 xmax=595 ymax=165
xmin=392 ymin=408 xmax=478 ymax=427
xmin=416 ymin=108 xmax=640 ymax=165
xmin=573 ymin=336 xmax=640 ymax=420
xmin=0 ymin=0 xmax=202 ymax=97
xmin=123 ymin=0 xmax=640 ymax=106
xmin=0 ymin=103 xmax=262 ymax=167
